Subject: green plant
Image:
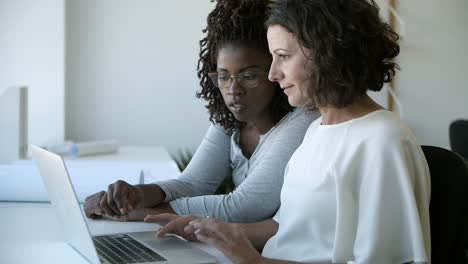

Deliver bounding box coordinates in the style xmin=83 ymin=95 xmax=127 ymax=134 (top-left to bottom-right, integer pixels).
xmin=172 ymin=148 xmax=193 ymax=172
xmin=171 ymin=148 xmax=234 ymax=194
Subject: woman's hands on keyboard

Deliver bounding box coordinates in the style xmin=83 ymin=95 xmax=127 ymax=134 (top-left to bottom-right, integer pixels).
xmin=144 ymin=213 xmax=200 ymax=241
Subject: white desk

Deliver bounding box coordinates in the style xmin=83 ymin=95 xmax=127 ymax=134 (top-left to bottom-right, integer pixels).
xmin=0 ymin=146 xmax=232 ymax=264
xmin=0 ymin=145 xmax=181 ymax=203
xmin=0 ymin=202 xmax=231 ymax=264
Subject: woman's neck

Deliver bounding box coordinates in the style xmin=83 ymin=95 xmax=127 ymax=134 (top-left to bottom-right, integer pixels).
xmin=244 ymin=109 xmax=275 ymax=135
xmin=244 ymin=118 xmax=274 ymax=135
xmin=319 ymin=95 xmax=384 ymax=125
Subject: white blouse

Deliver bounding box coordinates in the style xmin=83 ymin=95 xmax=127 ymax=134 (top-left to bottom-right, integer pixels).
xmin=262 ymin=110 xmax=431 ymax=264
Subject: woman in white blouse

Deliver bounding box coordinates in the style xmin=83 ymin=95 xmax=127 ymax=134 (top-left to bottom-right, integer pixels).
xmin=145 ymin=0 xmax=431 ymax=263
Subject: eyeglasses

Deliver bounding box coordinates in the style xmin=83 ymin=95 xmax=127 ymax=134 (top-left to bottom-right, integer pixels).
xmin=208 ymin=70 xmax=265 ymax=90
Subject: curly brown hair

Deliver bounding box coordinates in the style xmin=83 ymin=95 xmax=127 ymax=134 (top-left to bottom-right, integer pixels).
xmin=196 ymin=0 xmax=293 ymax=134
xmin=266 ymin=0 xmax=400 ymax=109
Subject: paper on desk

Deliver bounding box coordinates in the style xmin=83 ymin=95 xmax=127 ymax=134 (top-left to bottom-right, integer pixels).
xmin=0 ymin=160 xmax=180 ymax=202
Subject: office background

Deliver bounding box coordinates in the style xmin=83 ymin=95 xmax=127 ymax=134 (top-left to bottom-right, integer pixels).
xmin=1 ymin=0 xmax=467 ymax=155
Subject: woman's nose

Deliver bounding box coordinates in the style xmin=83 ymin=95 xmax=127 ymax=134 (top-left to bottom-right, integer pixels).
xmin=268 ymin=62 xmax=282 ymax=82
xmin=227 ymin=78 xmax=244 ymax=96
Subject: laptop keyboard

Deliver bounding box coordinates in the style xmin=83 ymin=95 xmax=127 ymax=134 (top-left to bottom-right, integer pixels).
xmin=93 ymin=234 xmax=167 ymax=263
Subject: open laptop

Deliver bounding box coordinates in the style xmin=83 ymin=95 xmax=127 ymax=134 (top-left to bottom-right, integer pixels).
xmin=31 ymin=145 xmax=216 ymax=264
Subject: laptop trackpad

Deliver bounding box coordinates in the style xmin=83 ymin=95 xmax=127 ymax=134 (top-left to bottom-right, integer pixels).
xmin=130 ymin=232 xmax=191 ymax=250
xmin=145 ymin=236 xmax=193 ymax=251
xmin=129 ymin=232 xmax=216 ymax=263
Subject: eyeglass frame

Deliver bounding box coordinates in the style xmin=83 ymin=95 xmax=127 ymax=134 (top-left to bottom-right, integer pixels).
xmin=207 ymin=68 xmax=270 ymax=90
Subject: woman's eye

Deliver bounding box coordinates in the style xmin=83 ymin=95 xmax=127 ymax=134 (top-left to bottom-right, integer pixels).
xmin=218 ymin=75 xmax=229 ymax=81
xmin=242 ymin=73 xmax=258 ymax=80
xmin=278 ymin=54 xmax=289 ymax=61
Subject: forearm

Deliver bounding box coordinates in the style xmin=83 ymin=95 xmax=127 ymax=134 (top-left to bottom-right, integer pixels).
xmin=235 ymin=219 xmax=279 ymax=250
xmin=257 ymin=259 xmax=304 ymax=264
xmin=135 ymin=184 xmax=166 ymax=208
xmin=169 ymin=189 xmax=280 ymax=223
xmin=118 ymin=203 xmax=175 ymax=221
xmin=146 ymin=202 xmax=175 ymax=214
xmin=169 ymin=157 xmax=286 ymax=222
xmin=256 ymin=258 xmax=333 ymax=264
xmin=157 ymin=176 xmax=224 ymax=202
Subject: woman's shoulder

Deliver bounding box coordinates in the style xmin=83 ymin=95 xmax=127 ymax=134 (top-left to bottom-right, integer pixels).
xmin=261 ymin=109 xmax=319 ymax=147
xmin=206 ymin=123 xmax=232 ymax=142
xmin=351 ymin=110 xmax=411 ymax=137
xmin=269 ymin=108 xmax=319 ymax=142
xmin=349 ymin=110 xmax=415 ymax=144
xmin=278 ymin=108 xmax=320 ymax=128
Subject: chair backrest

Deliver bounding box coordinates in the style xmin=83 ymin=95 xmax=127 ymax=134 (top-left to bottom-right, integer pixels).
xmin=422 ymin=145 xmax=468 ymax=264
xmin=450 ymin=119 xmax=468 ymax=161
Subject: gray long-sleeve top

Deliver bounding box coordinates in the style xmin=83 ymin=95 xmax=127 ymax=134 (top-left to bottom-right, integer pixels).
xmin=157 ymin=108 xmax=319 ymax=223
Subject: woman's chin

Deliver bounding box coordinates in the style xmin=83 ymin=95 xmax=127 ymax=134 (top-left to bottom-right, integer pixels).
xmin=287 ymin=95 xmax=310 ymax=108
xmin=233 ymin=113 xmax=248 ymax=122
xmin=287 ymin=97 xmax=301 ymax=108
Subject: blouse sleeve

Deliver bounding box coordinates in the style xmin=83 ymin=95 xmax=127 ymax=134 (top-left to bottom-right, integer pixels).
xmin=342 ymin=135 xmax=431 ymax=264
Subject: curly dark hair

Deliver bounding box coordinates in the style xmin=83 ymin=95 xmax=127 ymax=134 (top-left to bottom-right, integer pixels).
xmin=266 ymin=0 xmax=400 ymax=109
xmin=196 ymin=0 xmax=293 ymax=134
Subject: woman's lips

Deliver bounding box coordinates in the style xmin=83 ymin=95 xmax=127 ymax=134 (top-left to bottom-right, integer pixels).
xmin=230 ymin=104 xmax=247 ymax=113
xmin=282 ymin=85 xmax=293 ymax=95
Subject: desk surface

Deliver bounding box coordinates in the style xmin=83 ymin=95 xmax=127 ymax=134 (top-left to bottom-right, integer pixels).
xmin=0 ymin=202 xmax=231 ymax=264
xmin=0 ymin=146 xmax=231 ymax=263
xmin=0 ymin=145 xmax=181 ymax=203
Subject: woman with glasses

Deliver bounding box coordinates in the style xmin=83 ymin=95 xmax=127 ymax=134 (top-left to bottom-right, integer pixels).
xmin=83 ymin=0 xmax=318 ymax=223
xmin=146 ymin=0 xmax=431 ymax=263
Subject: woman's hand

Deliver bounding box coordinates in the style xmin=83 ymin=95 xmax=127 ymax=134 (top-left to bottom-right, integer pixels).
xmin=144 ymin=213 xmax=200 ymax=241
xmin=83 ymin=191 xmax=107 ymax=219
xmin=83 ymin=180 xmax=146 ymax=219
xmin=84 ymin=181 xmax=168 ymax=221
xmin=188 ymin=218 xmax=263 ymax=264
xmin=101 ymin=207 xmax=150 ymax=222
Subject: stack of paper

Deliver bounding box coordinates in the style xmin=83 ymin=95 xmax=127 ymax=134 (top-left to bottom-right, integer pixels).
xmin=0 ymin=160 xmax=180 ymax=203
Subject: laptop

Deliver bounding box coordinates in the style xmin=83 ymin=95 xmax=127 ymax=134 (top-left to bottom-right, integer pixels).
xmin=31 ymin=145 xmax=217 ymax=264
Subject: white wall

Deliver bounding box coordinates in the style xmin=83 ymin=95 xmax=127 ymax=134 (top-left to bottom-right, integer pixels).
xmin=396 ymin=0 xmax=468 ymax=149
xmin=65 ymin=0 xmax=214 ymax=155
xmin=65 ymin=0 xmax=467 ymax=155
xmin=0 ymin=0 xmax=65 ymax=149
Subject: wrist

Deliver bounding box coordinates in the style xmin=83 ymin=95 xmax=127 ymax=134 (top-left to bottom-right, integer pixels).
xmin=153 ymin=203 xmax=176 ymax=214
xmin=243 ymin=254 xmax=264 ymax=264
xmin=136 ymin=184 xmax=166 ymax=208
xmin=231 ymin=223 xmax=244 ymax=234
xmin=155 ymin=184 xmax=167 ymax=203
